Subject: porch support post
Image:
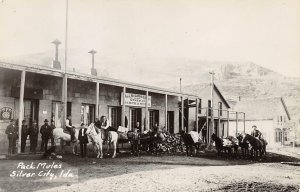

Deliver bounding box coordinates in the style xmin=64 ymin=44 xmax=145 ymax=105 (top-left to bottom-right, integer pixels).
xmin=18 ymin=70 xmax=26 ymax=153
xmin=122 ymin=87 xmax=126 ymax=127
xmin=181 ymin=96 xmax=184 ymax=132
xmin=186 ymin=97 xmax=189 ymax=132
xmin=243 ymin=112 xmax=246 ymax=133
xmin=227 ymin=110 xmax=229 ymax=137
xmin=95 ymin=82 xmax=99 ymax=119
xmin=195 ymin=98 xmax=199 ymax=132
xmin=145 ymin=90 xmax=149 ymax=131
xmin=206 ymin=108 xmax=209 ymax=143
xmin=165 ymin=94 xmax=168 ymax=131
xmin=218 ymin=108 xmax=221 ymax=137
xmin=236 ymin=112 xmax=238 ymax=136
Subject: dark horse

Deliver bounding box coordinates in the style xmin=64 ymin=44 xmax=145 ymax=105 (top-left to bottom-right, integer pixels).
xmin=127 ymin=131 xmax=140 ymax=156
xmin=211 ymin=133 xmax=233 ymax=156
xmin=242 ymin=134 xmax=266 ymax=159
xmin=180 ymin=131 xmax=200 ymax=156
xmin=236 ymin=133 xmax=250 ymax=158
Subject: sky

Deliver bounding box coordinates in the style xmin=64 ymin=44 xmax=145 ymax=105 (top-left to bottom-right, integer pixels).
xmin=0 ymin=0 xmax=300 ymax=78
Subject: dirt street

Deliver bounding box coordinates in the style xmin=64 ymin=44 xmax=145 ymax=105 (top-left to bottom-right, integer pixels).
xmin=0 ymin=152 xmax=300 ymax=192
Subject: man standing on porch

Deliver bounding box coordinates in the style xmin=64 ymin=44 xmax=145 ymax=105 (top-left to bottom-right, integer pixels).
xmin=40 ymin=119 xmax=51 ymax=152
xmin=5 ymin=119 xmax=18 ymax=155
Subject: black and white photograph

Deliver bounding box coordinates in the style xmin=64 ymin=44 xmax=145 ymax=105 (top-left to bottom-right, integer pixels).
xmin=0 ymin=0 xmax=300 ymax=191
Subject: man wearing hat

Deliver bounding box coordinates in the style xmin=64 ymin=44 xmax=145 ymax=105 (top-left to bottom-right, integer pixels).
xmin=5 ymin=119 xmax=18 ymax=155
xmin=40 ymin=119 xmax=51 ymax=152
xmin=251 ymin=125 xmax=262 ymax=139
xmin=251 ymin=125 xmax=267 ymax=146
xmin=78 ymin=123 xmax=88 ymax=158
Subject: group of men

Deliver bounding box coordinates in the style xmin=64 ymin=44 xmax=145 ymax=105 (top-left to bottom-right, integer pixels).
xmin=5 ymin=118 xmax=56 ymax=155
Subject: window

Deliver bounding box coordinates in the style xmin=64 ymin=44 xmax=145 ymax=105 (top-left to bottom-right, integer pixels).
xmin=198 ymin=99 xmax=202 ymax=114
xmin=109 ymin=107 xmax=121 ymax=128
xmin=208 ymin=100 xmax=211 ymax=116
xmin=275 ymin=128 xmax=282 ymax=142
xmin=218 ymin=102 xmax=222 ymax=116
xmin=149 ymin=110 xmax=159 ymax=129
xmin=284 ymin=131 xmax=288 ymax=141
xmin=81 ymin=104 xmax=95 ymax=126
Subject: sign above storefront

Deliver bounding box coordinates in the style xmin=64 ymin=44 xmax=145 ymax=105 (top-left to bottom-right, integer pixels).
xmin=0 ymin=107 xmax=13 ymax=120
xmin=121 ymin=93 xmax=151 ymax=107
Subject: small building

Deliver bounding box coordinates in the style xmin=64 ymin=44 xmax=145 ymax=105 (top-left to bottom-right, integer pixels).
xmin=0 ymin=61 xmax=198 ymax=153
xmin=231 ymin=97 xmax=292 ymax=147
xmin=186 ymin=83 xmax=244 ymax=143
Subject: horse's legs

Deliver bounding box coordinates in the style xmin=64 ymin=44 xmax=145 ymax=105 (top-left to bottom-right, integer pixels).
xmin=112 ymin=141 xmax=117 ymax=158
xmin=99 ymin=142 xmax=103 ymax=159
xmin=186 ymin=145 xmax=189 ymax=156
xmin=72 ymin=142 xmax=77 ymax=155
xmin=60 ymin=140 xmax=64 ymax=153
xmin=95 ymin=143 xmax=100 ymax=158
xmin=106 ymin=142 xmax=110 ymax=155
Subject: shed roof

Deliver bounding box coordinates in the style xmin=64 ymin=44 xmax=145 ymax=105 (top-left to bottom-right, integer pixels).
xmin=198 ymin=83 xmax=231 ymax=108
xmin=234 ymin=97 xmax=291 ymax=120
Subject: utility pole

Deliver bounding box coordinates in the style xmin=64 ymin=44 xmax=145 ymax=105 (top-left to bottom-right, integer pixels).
xmin=62 ymin=0 xmax=69 ymax=128
xmin=180 ymin=78 xmax=182 ymax=93
xmin=89 ymin=49 xmax=97 ymax=76
xmin=180 ymin=78 xmax=184 ymax=132
xmin=52 ymin=39 xmax=61 ymax=69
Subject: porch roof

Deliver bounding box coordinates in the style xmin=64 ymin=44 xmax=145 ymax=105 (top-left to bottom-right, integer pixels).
xmin=0 ymin=61 xmax=198 ymax=99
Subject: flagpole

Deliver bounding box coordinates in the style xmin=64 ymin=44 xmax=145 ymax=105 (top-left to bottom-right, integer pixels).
xmin=62 ymin=0 xmax=69 ymax=128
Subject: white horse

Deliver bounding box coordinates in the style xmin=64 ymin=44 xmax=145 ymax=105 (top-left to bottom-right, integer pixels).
xmin=52 ymin=127 xmax=79 ymax=154
xmin=86 ymin=123 xmax=118 ymax=158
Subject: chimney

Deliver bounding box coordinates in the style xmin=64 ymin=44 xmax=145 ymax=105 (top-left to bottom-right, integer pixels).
xmin=88 ymin=49 xmax=97 ymax=76
xmin=52 ymin=39 xmax=61 ymax=69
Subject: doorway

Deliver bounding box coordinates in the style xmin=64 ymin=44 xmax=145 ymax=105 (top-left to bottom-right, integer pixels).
xmin=109 ymin=107 xmax=121 ymax=128
xmin=81 ymin=104 xmax=95 ymax=126
xmin=15 ymin=99 xmax=39 ymax=127
xmin=149 ymin=110 xmax=159 ymax=129
xmin=167 ymin=111 xmax=174 ymax=133
xmin=130 ymin=108 xmax=142 ymax=130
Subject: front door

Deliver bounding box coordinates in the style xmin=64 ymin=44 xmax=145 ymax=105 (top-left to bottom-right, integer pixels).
xmin=16 ymin=99 xmax=39 ymax=127
xmin=109 ymin=107 xmax=121 ymax=128
xmin=130 ymin=108 xmax=142 ymax=130
xmin=167 ymin=111 xmax=174 ymax=133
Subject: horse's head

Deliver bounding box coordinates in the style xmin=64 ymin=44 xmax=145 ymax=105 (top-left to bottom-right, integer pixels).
xmin=86 ymin=123 xmax=97 ymax=137
xmin=236 ymin=133 xmax=243 ymax=141
xmin=242 ymin=133 xmax=252 ymax=144
xmin=211 ymin=133 xmax=217 ymax=141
